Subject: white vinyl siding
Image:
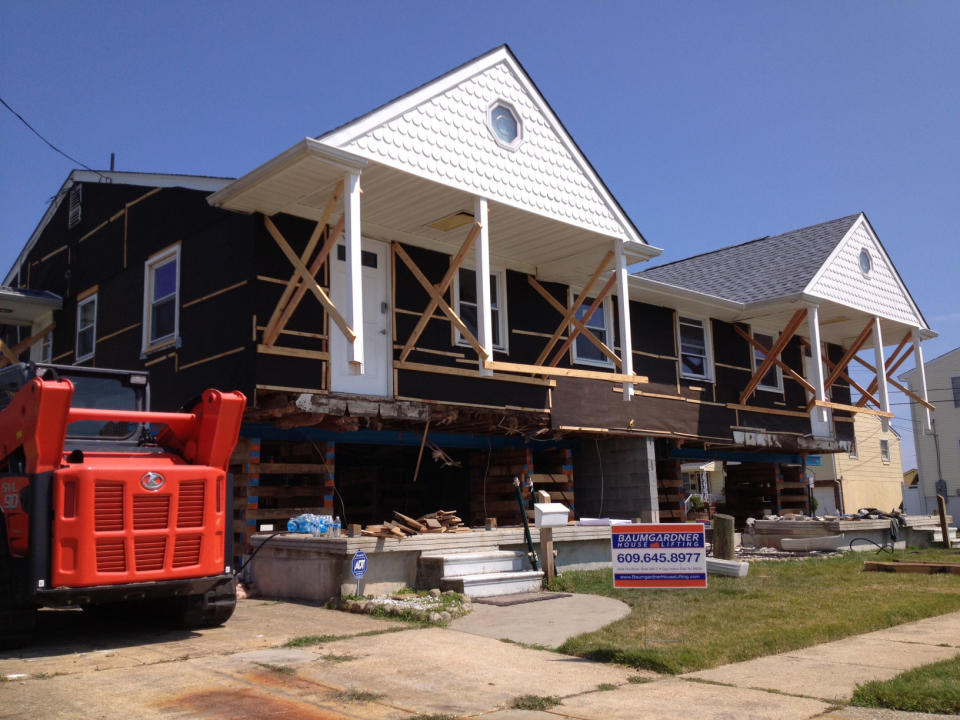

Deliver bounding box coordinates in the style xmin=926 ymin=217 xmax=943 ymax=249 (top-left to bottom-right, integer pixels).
xmin=571 ymin=294 xmax=613 ymax=368
xmin=75 ymin=294 xmax=97 ymax=362
xmin=453 ymin=267 xmax=507 ymax=353
xmin=142 ymin=245 xmax=180 ymax=352
xmin=677 ymin=316 xmax=714 ymax=382
xmin=752 ymin=329 xmax=783 ymax=392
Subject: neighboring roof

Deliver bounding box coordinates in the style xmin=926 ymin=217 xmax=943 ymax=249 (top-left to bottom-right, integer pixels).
xmin=903 ymin=468 xmax=919 ymax=486
xmin=318 ymin=44 xmax=650 ymax=249
xmin=0 ymin=285 xmax=61 ymax=325
xmin=5 ymin=170 xmax=234 ymax=285
xmin=638 ymin=214 xmax=860 ymax=304
xmin=900 ymin=345 xmax=960 ymax=381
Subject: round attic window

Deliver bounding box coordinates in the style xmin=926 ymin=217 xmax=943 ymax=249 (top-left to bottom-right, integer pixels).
xmin=859 ymin=248 xmax=872 ymax=275
xmin=488 ymin=102 xmax=521 ymax=149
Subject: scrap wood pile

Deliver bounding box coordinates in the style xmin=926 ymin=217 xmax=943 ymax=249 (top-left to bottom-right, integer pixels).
xmin=361 ymin=510 xmax=472 ymax=538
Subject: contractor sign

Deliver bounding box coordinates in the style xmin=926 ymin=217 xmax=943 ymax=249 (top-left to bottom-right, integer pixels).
xmin=610 ymin=523 xmax=707 ymax=589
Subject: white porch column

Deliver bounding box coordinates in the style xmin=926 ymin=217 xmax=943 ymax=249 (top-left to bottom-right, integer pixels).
xmin=474 ymin=197 xmax=493 ymax=375
xmin=871 ymin=316 xmax=890 ymax=431
xmin=806 ymin=304 xmax=828 ymax=422
xmin=615 ymin=240 xmax=634 ymax=400
xmin=912 ymin=327 xmax=932 ymax=431
xmin=345 ymin=170 xmax=364 ymax=373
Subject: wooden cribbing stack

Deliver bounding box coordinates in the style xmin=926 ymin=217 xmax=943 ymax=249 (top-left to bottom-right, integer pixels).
xmin=361 ymin=509 xmax=472 ymax=539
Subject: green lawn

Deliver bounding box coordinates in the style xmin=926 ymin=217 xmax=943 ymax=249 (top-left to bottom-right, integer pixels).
xmin=547 ymin=548 xmax=960 ymax=674
xmin=852 ymin=654 xmax=960 ymax=714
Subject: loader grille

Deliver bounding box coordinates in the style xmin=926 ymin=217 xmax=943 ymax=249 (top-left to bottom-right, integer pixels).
xmin=172 ymin=535 xmax=202 ymax=567
xmin=177 ymin=480 xmax=205 ymax=527
xmin=95 ymin=537 xmax=126 ymax=572
xmin=94 ymin=482 xmax=124 ymax=531
xmin=133 ymin=495 xmax=170 ymax=529
xmin=134 ymin=536 xmax=167 ymax=571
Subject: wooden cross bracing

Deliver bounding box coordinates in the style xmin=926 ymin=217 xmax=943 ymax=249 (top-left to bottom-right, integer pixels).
xmin=734 ymin=325 xmax=815 ymax=395
xmin=854 ymin=330 xmax=914 ymax=407
xmin=851 ymin=353 xmax=935 ymax=411
xmin=397 ymin=222 xmax=482 ymax=363
xmin=393 ymin=238 xmax=489 ymax=361
xmin=798 ymin=337 xmax=880 ymax=408
xmin=738 ymin=308 xmax=808 ymax=405
xmin=0 ymin=323 xmax=55 ymax=369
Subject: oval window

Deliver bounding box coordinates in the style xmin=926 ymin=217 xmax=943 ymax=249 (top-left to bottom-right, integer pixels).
xmin=859 ymin=248 xmax=872 ymax=275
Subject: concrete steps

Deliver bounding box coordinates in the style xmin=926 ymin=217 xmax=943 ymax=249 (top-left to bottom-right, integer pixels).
xmin=931 ymin=528 xmax=960 ymax=548
xmin=418 ymin=550 xmax=544 ymax=598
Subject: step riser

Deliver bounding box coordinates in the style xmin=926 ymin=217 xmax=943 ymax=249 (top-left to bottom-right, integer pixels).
xmin=439 ymin=558 xmax=527 ymax=577
xmin=441 ymin=576 xmax=544 ymax=597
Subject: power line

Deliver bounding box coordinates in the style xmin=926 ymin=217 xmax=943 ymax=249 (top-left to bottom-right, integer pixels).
xmin=0 ymin=94 xmax=108 ymax=179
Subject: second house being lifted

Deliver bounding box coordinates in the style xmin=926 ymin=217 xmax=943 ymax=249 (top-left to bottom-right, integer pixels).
xmin=4 ymin=46 xmax=935 ymax=553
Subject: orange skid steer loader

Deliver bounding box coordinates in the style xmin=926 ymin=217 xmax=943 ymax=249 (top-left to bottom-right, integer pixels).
xmin=0 ymin=362 xmax=246 ymax=647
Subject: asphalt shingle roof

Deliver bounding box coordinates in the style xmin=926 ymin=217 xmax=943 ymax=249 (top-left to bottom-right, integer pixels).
xmin=638 ymin=214 xmax=861 ymax=304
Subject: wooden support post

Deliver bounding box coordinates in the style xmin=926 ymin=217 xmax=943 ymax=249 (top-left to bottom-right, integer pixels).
xmin=806 ymin=304 xmax=828 ymax=423
xmin=938 ymin=494 xmax=951 ymax=550
xmin=856 ymin=331 xmax=912 ymax=407
xmin=712 ymin=513 xmax=735 ymax=560
xmin=413 ymin=420 xmax=430 ymax=483
xmin=871 ymin=317 xmax=890 ymax=431
xmin=345 ymin=170 xmax=364 ymax=373
xmin=912 ymin=328 xmax=932 ymax=431
xmin=614 ymin=240 xmax=635 ymax=400
xmin=539 ymin=527 xmax=555 ymax=584
xmin=475 ymin=197 xmax=493 ymax=376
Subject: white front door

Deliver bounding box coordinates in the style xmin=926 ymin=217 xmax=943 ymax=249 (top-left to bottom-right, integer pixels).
xmin=330 ymin=238 xmax=391 ymax=396
xmin=804 ymin=347 xmax=833 ymax=438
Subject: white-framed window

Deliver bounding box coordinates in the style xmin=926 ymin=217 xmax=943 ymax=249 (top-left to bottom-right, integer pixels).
xmin=570 ymin=293 xmax=613 ymax=368
xmin=75 ymin=294 xmax=97 ymax=363
xmin=142 ymin=244 xmax=180 ymax=352
xmin=879 ymin=439 xmax=890 ymax=464
xmin=452 ymin=267 xmax=507 ymax=353
xmin=752 ymin=329 xmax=783 ymax=392
xmin=677 ymin=315 xmax=714 ymax=382
xmin=39 ymin=331 xmax=53 ymax=363
xmin=849 ymin=441 xmax=858 ymax=460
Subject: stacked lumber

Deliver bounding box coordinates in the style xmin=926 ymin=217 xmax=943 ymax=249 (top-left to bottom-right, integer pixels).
xmin=361 ymin=510 xmax=473 ymax=539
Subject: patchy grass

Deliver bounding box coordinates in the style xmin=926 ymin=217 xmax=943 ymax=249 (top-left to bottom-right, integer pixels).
xmin=596 ymin=683 xmax=618 ymax=691
xmin=320 ymin=653 xmax=356 ymax=663
xmin=335 ymin=688 xmax=384 ymax=703
xmin=511 ymin=695 xmax=562 ymax=710
xmin=627 ymin=675 xmax=653 ymax=684
xmin=406 ymin=715 xmax=457 ymax=720
xmin=548 ymin=548 xmax=960 ymax=674
xmin=852 ymin=654 xmax=960 ymax=714
xmin=283 ymin=634 xmax=345 ymax=648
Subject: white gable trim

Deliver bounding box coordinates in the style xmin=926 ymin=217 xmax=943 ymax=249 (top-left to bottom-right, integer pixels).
xmin=803 ymin=213 xmax=928 ymax=330
xmin=320 ymin=45 xmax=648 ymax=249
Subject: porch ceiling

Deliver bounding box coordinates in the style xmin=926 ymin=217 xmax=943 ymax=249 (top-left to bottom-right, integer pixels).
xmin=208 ymin=139 xmax=659 ymax=287
xmin=0 ymin=287 xmax=61 ymax=326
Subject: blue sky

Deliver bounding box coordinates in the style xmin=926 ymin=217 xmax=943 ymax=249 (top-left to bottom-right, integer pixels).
xmin=2 ymin=2 xmax=958 ymax=469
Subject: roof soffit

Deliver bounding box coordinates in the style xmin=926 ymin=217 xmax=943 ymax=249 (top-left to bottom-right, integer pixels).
xmin=319 ymin=47 xmax=644 ymax=245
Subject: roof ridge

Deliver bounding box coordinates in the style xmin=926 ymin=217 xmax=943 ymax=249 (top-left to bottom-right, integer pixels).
xmin=639 ymin=213 xmax=861 ymax=274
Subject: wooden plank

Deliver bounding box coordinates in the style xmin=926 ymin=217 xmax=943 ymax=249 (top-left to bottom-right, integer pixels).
xmin=393 ymin=512 xmax=426 ymax=532
xmin=484 ymin=360 xmax=647 ymax=385
xmin=182 ymin=280 xmax=248 ymax=309
xmin=257 ymin=344 xmax=330 ymax=361
xmin=812 ymin=400 xmax=893 ymax=419
xmin=864 ymin=561 xmax=960 ymax=575
xmin=395 ymin=360 xmax=556 ymax=387
xmin=726 ymin=403 xmax=810 ymax=418
xmin=178 ymin=346 xmax=245 ymax=371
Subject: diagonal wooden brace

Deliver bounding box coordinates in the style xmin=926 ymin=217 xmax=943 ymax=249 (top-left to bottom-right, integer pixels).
xmin=734 ymin=325 xmax=815 ymax=394
xmin=262 ymin=181 xmax=344 ymax=345
xmin=798 ymin=337 xmax=879 ymax=409
xmin=738 ymin=308 xmax=807 ymax=404
xmin=394 ymin=243 xmax=489 ymax=361
xmin=264 ymin=216 xmax=356 ymax=344
xmin=0 ymin=339 xmax=20 ymax=366
xmin=533 ymin=250 xmax=613 ymax=367
xmin=548 ymin=274 xmax=617 ymax=369
xmin=398 ymin=223 xmax=481 ymax=362
xmin=851 ymin=354 xmax=935 ymax=412
xmin=0 ymin=321 xmax=55 ymax=368
xmin=528 ymin=276 xmax=621 ymax=368
xmin=855 ymin=331 xmax=912 ymax=407
xmin=819 ymin=319 xmax=875 ymax=395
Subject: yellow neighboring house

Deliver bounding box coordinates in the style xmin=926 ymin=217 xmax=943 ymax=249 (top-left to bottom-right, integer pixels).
xmin=810 ymin=413 xmax=903 ymax=514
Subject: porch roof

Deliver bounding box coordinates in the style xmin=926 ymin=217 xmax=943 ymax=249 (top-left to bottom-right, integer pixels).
xmin=0 ymin=286 xmax=61 ymax=326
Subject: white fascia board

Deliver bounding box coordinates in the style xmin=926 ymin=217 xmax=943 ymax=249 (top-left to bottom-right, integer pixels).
xmin=628 ymin=275 xmax=744 ymax=314
xmin=207 ymin=138 xmax=368 ymax=210
xmin=624 ymin=239 xmax=663 ymax=263
xmin=5 ymin=170 xmax=235 ymax=285
xmin=319 ymin=45 xmax=649 ymax=248
xmin=802 ymin=213 xmax=929 ymax=331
